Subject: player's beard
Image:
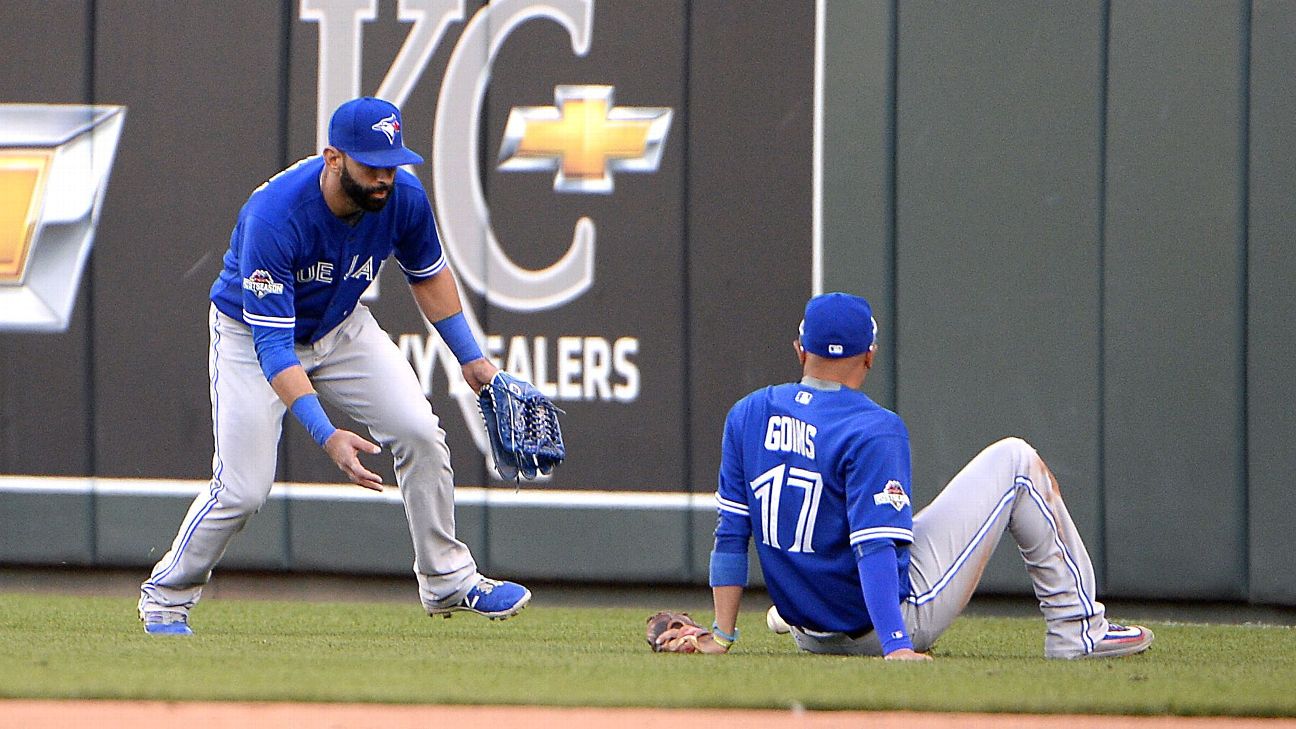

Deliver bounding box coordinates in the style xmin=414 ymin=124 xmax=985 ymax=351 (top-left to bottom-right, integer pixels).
xmin=340 ymin=161 xmax=393 ymax=212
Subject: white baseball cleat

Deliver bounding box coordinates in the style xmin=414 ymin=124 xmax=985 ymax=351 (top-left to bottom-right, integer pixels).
xmin=1079 ymin=623 xmax=1154 ymax=659
xmin=766 ymin=605 xmax=792 ymax=634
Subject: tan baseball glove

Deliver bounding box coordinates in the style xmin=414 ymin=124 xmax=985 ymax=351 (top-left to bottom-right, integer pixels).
xmin=645 ymin=611 xmax=715 ymax=653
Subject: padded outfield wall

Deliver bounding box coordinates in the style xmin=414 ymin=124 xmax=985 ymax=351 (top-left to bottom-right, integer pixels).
xmin=0 ymin=1 xmax=1291 ymax=606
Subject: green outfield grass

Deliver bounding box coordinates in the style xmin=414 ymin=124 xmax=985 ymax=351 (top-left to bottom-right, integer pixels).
xmin=0 ymin=592 xmax=1292 ymax=716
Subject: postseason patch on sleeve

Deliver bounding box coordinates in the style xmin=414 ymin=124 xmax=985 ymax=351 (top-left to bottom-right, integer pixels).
xmin=242 ymin=269 xmax=285 ymax=299
xmin=872 ymin=480 xmax=910 ymax=511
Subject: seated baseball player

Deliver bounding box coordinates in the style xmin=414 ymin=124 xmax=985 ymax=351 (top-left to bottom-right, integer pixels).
xmin=653 ymin=292 xmax=1153 ymax=660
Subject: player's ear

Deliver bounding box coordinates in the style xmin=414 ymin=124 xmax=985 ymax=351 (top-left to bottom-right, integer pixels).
xmin=793 ymin=338 xmax=807 ymax=366
xmin=322 ymin=146 xmax=342 ymax=170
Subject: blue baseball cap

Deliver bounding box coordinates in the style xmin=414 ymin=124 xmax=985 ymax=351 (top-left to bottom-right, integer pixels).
xmin=327 ymin=97 xmax=424 ymax=168
xmin=799 ymin=292 xmax=877 ymax=358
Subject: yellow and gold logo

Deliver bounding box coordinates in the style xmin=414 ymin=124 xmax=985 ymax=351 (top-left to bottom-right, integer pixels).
xmin=497 ymin=85 xmax=672 ymax=194
xmin=0 ymin=150 xmax=53 ymax=284
xmin=0 ymin=104 xmax=125 ymax=332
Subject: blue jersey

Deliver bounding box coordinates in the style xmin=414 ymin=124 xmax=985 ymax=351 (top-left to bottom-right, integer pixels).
xmin=210 ymin=156 xmax=446 ymax=345
xmin=714 ymin=380 xmax=914 ymax=634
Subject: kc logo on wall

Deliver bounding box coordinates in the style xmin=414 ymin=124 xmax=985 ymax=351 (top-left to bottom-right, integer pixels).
xmin=300 ymin=0 xmax=684 ymax=486
xmin=0 ymin=105 xmax=125 ymax=332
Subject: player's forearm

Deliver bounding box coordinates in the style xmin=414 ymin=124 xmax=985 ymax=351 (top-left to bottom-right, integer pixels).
xmin=269 ymin=364 xmax=315 ymax=407
xmin=410 ymin=268 xmax=465 ymax=323
xmin=708 ymin=542 xmax=747 ymax=652
xmin=411 ymin=271 xmax=486 ymax=367
xmin=270 ymin=365 xmax=337 ymax=447
xmin=711 ymin=585 xmax=743 ymax=638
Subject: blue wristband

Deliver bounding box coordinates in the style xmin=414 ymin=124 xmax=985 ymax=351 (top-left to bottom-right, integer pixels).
xmin=711 ymin=622 xmax=740 ymax=643
xmin=290 ymin=393 xmax=337 ymax=447
xmin=709 ymin=549 xmax=749 ymax=587
xmin=432 ymin=312 xmax=484 ymax=365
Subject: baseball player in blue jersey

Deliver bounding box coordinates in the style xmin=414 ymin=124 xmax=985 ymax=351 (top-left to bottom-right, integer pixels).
xmin=138 ymin=97 xmax=529 ymax=635
xmin=659 ymin=293 xmax=1152 ymax=660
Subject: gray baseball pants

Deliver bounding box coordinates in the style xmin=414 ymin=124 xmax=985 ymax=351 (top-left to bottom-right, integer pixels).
xmin=791 ymin=437 xmax=1110 ymax=659
xmin=139 ymin=304 xmax=479 ymax=616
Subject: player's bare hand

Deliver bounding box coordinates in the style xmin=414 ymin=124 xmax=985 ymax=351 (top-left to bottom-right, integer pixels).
xmin=324 ymin=429 xmax=384 ymax=491
xmin=653 ymin=625 xmax=719 ymax=654
xmin=884 ymin=648 xmax=932 ymax=661
xmin=461 ymin=358 xmax=499 ymax=393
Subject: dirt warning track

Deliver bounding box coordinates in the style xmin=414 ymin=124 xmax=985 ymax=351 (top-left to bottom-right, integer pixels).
xmin=2 ymin=701 xmax=1294 ymax=729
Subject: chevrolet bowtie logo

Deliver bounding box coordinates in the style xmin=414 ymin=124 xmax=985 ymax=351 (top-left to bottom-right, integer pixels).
xmin=0 ymin=103 xmax=125 ymax=332
xmin=497 ymin=85 xmax=672 ymax=194
xmin=0 ymin=151 xmax=53 ymax=283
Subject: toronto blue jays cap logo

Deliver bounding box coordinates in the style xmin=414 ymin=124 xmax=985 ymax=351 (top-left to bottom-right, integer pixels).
xmin=328 ymin=97 xmax=424 ymax=168
xmin=371 ymin=114 xmax=400 ymax=144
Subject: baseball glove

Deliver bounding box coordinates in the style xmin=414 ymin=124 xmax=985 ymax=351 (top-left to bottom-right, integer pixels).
xmin=478 ymin=371 xmax=566 ymax=481
xmin=645 ymin=611 xmax=712 ymax=653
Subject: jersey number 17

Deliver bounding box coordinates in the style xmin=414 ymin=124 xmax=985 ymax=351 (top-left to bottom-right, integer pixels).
xmin=750 ymin=464 xmax=824 ymax=553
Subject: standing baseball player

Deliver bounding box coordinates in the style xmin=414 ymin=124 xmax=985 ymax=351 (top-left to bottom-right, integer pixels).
xmin=656 ymin=292 xmax=1152 ymax=659
xmin=138 ymin=97 xmax=529 ymax=635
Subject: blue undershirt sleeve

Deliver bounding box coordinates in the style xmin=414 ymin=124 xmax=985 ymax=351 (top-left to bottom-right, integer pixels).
xmin=237 ymin=213 xmax=299 ymax=382
xmin=711 ymin=402 xmax=752 ymax=585
xmin=854 ymin=539 xmax=913 ymax=654
xmin=712 ymin=402 xmax=753 ymax=555
xmin=251 ymin=324 xmax=300 ymax=382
